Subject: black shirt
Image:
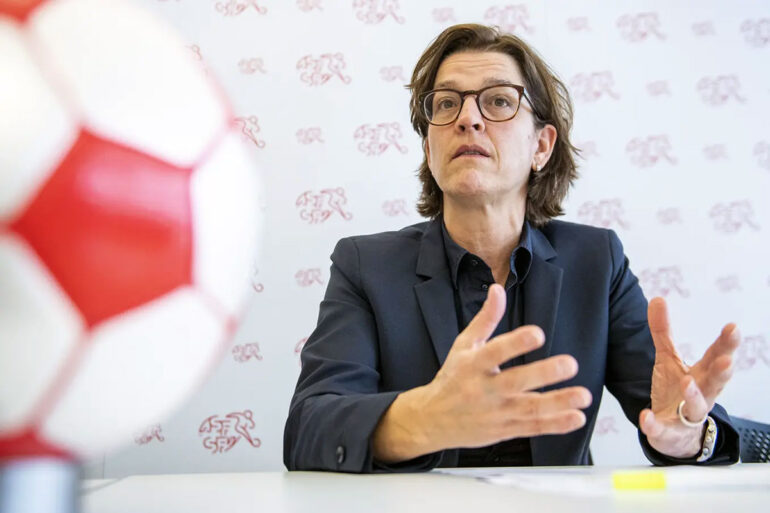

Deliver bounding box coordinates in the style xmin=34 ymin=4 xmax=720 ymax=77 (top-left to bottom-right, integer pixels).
xmin=441 ymin=220 xmax=534 ymax=466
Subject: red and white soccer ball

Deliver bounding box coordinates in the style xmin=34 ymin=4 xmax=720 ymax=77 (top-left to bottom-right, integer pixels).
xmin=0 ymin=0 xmax=261 ymax=460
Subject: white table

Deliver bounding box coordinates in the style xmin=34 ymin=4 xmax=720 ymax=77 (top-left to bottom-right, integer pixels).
xmin=82 ymin=465 xmax=770 ymax=513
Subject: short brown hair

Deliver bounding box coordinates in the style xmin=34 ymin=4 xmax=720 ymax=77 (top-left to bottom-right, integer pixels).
xmin=408 ymin=24 xmax=579 ymax=227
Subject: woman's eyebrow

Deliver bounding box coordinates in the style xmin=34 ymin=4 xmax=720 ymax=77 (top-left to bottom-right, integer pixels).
xmin=433 ymin=77 xmax=513 ymax=89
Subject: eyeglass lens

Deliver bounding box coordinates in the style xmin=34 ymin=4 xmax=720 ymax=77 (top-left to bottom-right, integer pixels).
xmin=424 ymin=86 xmax=521 ymax=124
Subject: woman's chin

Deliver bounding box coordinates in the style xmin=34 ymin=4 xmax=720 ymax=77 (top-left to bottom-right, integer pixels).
xmin=443 ymin=187 xmax=500 ymax=209
xmin=441 ymin=173 xmax=489 ymax=196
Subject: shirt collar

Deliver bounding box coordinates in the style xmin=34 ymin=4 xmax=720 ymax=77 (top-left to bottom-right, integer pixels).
xmin=511 ymin=220 xmax=533 ymax=285
xmin=441 ymin=219 xmax=468 ymax=289
xmin=441 ymin=218 xmax=533 ymax=289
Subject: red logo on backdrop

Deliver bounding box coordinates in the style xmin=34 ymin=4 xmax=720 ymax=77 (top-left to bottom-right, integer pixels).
xmin=238 ymin=58 xmax=266 ymax=74
xmin=696 ymin=75 xmax=746 ymax=106
xmin=432 ymin=7 xmax=456 ymax=24
xmin=199 ymin=410 xmax=261 ymax=454
xmin=715 ymin=275 xmax=741 ymax=293
xmin=484 ymin=5 xmax=533 ymax=34
xmin=296 ymin=188 xmax=354 ymax=223
xmin=382 ymin=199 xmax=409 ymax=217
xmin=735 ymin=335 xmax=770 ymax=372
xmin=354 ymin=122 xmax=408 ymax=156
xmin=232 ymin=342 xmax=263 ymax=362
xmin=566 ymin=17 xmax=590 ymax=32
xmin=297 ymin=53 xmax=352 ymax=86
xmin=295 ymin=268 xmax=324 ymax=287
xmin=754 ymin=141 xmax=770 ymax=170
xmin=594 ymin=417 xmax=619 ymax=436
xmin=295 ymin=337 xmax=308 ymax=366
xmin=639 ymin=266 xmax=690 ymax=298
xmin=709 ymin=200 xmax=760 ymax=233
xmin=703 ymin=144 xmax=727 ymax=161
xmin=251 ymin=267 xmax=264 ymax=293
xmin=626 ymin=135 xmax=677 ymax=167
xmin=296 ymin=127 xmax=325 ymax=145
xmin=616 ymin=12 xmax=666 ymax=41
xmin=353 ymin=0 xmax=405 ymax=24
xmin=646 ymin=80 xmax=670 ymax=97
xmin=135 ymin=424 xmax=164 ymax=445
xmin=692 ymin=21 xmax=716 ymax=37
xmin=297 ymin=0 xmax=323 ymax=11
xmin=188 ymin=44 xmax=203 ymax=62
xmin=215 ymin=0 xmax=267 ymax=16
xmin=576 ymin=199 xmax=629 ymax=229
xmin=656 ymin=207 xmax=682 ymax=225
xmin=741 ymin=18 xmax=770 ymax=47
xmin=187 ymin=44 xmax=209 ymax=75
xmin=570 ymin=72 xmax=620 ymax=102
xmin=380 ymin=66 xmax=406 ymax=82
xmin=234 ymin=116 xmax=266 ymax=148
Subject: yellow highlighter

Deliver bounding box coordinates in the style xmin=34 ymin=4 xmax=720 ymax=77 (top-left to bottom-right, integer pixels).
xmin=612 ymin=467 xmax=770 ymax=492
xmin=612 ymin=470 xmax=667 ymax=491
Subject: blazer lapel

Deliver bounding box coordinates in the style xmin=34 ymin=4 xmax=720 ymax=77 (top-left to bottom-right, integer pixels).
xmin=413 ymin=220 xmax=563 ymax=368
xmin=523 ymin=227 xmax=564 ymax=466
xmin=522 ymin=227 xmax=563 ymax=366
xmin=414 ymin=219 xmax=459 ymax=366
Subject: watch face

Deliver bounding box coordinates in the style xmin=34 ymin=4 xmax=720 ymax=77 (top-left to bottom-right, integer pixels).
xmin=696 ymin=416 xmax=717 ymax=463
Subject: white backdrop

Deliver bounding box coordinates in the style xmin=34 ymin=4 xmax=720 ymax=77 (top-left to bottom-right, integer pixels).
xmin=84 ymin=0 xmax=769 ymax=478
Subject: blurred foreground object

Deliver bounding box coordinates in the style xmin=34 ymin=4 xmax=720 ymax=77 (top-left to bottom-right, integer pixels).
xmin=0 ymin=0 xmax=261 ymax=510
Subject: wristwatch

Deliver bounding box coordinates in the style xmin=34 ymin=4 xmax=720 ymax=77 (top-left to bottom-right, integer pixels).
xmin=696 ymin=416 xmax=718 ymax=463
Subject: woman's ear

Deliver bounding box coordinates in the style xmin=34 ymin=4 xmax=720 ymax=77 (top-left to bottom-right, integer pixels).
xmin=533 ymin=124 xmax=557 ymax=170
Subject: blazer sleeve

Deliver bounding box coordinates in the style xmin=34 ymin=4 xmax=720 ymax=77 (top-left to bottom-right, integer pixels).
xmin=604 ymin=230 xmax=739 ymax=465
xmin=283 ymin=237 xmax=440 ymax=472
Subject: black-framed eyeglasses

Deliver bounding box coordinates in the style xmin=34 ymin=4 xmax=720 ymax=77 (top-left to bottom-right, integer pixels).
xmin=419 ymin=84 xmax=535 ymax=126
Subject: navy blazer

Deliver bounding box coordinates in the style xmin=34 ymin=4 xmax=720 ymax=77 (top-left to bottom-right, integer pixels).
xmin=284 ymin=219 xmax=739 ymax=472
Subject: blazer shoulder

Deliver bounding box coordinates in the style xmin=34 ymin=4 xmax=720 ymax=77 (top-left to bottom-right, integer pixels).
xmin=337 ymin=221 xmax=429 ymax=253
xmin=331 ymin=221 xmax=430 ymax=270
xmin=540 ymin=219 xmax=612 ymax=240
xmin=538 ymin=219 xmax=624 ymax=263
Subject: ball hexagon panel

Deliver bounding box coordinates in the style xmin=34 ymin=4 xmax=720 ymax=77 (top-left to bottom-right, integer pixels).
xmin=0 ymin=235 xmax=84 ymax=431
xmin=29 ymin=0 xmax=229 ymax=168
xmin=191 ymin=132 xmax=261 ymax=318
xmin=41 ymin=287 xmax=225 ymax=457
xmin=10 ymin=130 xmax=194 ymax=329
xmin=0 ymin=18 xmax=78 ymax=220
xmin=0 ymin=0 xmax=47 ymax=22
